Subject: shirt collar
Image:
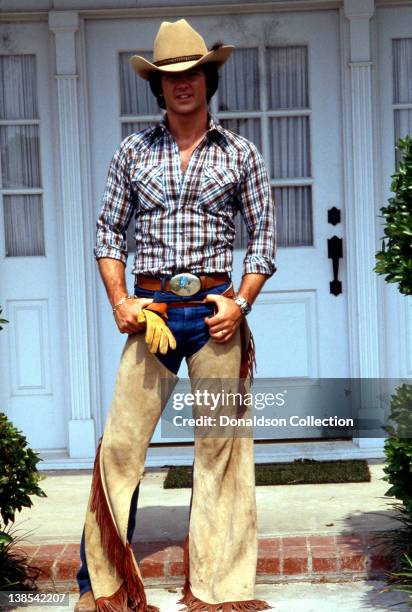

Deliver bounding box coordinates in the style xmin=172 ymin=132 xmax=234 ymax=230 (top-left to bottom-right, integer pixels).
xmin=207 ymin=114 xmax=228 ymax=145
xmin=152 ymin=112 xmax=228 ymax=147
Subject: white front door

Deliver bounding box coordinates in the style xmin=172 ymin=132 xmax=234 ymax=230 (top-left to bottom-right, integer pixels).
xmin=86 ymin=9 xmax=349 ymax=443
xmin=0 ymin=23 xmax=66 ymax=450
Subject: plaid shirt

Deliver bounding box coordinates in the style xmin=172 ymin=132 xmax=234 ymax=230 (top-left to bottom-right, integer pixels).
xmin=94 ymin=114 xmax=276 ymax=278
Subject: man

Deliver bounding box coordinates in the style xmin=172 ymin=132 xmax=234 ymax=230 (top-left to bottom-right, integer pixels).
xmin=75 ymin=18 xmax=276 ymax=612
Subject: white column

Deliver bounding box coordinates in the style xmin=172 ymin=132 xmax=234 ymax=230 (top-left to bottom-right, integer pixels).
xmin=343 ymin=0 xmax=383 ymax=452
xmin=49 ymin=11 xmax=95 ymax=458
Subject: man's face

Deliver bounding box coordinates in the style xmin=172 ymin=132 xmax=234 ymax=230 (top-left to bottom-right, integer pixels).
xmin=160 ymin=67 xmax=207 ymax=115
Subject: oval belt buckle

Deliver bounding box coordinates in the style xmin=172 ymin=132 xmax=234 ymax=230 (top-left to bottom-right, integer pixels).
xmin=169 ymin=272 xmax=201 ymax=297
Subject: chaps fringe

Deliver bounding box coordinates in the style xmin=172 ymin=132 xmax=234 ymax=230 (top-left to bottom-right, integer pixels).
xmin=239 ymin=320 xmax=257 ymax=407
xmin=239 ymin=321 xmax=256 ymax=387
xmin=177 ymin=535 xmax=272 ymax=612
xmin=90 ymin=436 xmax=158 ymax=612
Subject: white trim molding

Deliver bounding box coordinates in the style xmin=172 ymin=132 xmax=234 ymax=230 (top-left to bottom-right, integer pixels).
xmin=1 ymin=0 xmax=411 ymax=23
xmin=49 ymin=10 xmax=96 ymax=459
xmin=342 ymin=0 xmax=381 ymax=379
xmin=341 ymin=0 xmax=384 ymax=454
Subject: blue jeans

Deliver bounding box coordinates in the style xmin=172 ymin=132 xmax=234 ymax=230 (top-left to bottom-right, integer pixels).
xmin=76 ymin=279 xmax=231 ymax=595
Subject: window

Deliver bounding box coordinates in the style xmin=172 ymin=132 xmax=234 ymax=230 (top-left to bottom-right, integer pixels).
xmin=0 ymin=54 xmax=45 ymax=257
xmin=214 ymin=45 xmax=313 ymax=248
xmin=393 ymin=38 xmax=412 ymax=168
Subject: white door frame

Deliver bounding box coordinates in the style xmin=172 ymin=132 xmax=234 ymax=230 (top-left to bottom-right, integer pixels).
xmin=48 ymin=11 xmax=98 ymax=459
xmin=340 ymin=0 xmax=385 ymax=455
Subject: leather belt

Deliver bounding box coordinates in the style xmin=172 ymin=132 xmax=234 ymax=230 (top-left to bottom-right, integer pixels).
xmin=135 ymin=272 xmax=230 ymax=294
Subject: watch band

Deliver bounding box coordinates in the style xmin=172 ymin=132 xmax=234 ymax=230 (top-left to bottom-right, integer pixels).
xmin=234 ymin=296 xmax=252 ymax=316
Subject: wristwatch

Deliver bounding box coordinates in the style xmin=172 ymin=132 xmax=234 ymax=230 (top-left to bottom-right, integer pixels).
xmin=234 ymin=296 xmax=252 ymax=316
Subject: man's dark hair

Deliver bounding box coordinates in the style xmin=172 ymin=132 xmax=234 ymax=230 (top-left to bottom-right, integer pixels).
xmin=148 ymin=60 xmax=220 ymax=110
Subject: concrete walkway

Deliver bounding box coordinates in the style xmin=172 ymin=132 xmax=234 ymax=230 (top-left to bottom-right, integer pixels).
xmin=15 ymin=459 xmax=402 ymax=546
xmin=2 ymin=582 xmax=411 ymax=612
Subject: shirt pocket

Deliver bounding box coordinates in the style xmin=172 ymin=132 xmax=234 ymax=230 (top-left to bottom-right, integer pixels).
xmin=200 ymin=164 xmax=240 ymax=213
xmin=131 ymin=164 xmax=166 ymax=212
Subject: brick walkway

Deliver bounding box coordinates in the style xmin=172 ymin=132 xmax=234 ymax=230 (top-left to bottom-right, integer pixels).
xmin=17 ymin=532 xmax=396 ymax=592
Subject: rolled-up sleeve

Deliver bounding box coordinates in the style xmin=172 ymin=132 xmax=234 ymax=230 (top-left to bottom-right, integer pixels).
xmin=94 ymin=139 xmax=135 ymax=265
xmin=237 ymin=144 xmax=277 ymax=278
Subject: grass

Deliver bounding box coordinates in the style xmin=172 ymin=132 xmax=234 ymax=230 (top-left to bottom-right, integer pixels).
xmin=163 ymin=458 xmax=371 ymax=489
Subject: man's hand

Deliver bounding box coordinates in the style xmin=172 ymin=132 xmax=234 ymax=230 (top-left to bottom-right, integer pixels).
xmin=114 ymin=298 xmax=153 ymax=334
xmin=204 ymin=294 xmax=243 ymax=343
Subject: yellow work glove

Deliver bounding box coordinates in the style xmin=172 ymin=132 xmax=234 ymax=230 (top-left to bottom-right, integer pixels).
xmin=136 ymin=305 xmax=176 ymax=355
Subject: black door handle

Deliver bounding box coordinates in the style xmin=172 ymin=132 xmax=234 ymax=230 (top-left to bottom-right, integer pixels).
xmin=327 ymin=236 xmax=343 ymax=296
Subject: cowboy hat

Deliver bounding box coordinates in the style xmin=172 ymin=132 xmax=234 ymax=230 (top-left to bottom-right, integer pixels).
xmin=129 ymin=19 xmax=234 ymax=80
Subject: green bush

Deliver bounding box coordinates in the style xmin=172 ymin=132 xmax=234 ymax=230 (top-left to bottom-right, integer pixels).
xmin=0 ymin=310 xmax=48 ymax=591
xmin=0 ymin=522 xmax=43 ymax=591
xmin=374 ymin=135 xmax=412 ymax=295
xmin=0 ymin=413 xmax=47 ymax=527
xmin=0 ymin=416 xmax=48 ymax=591
xmin=374 ymin=138 xmax=412 ymax=607
xmin=389 ymin=552 xmax=412 ymax=599
xmin=381 ymin=389 xmax=412 ymax=606
xmin=375 ymin=136 xmax=412 ymax=521
xmin=382 ymin=384 xmax=412 ymax=517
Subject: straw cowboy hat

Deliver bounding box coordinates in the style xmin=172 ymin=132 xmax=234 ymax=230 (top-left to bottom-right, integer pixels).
xmin=130 ymin=19 xmax=234 ymax=80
